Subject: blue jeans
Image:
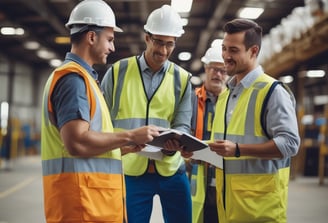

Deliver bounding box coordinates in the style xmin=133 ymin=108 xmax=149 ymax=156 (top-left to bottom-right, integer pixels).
xmin=125 ymin=168 xmax=192 ymax=223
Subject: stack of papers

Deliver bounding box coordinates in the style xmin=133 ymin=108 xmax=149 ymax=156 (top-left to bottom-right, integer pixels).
xmin=136 ymin=129 xmax=223 ymax=168
xmin=146 ymin=128 xmax=208 ymax=152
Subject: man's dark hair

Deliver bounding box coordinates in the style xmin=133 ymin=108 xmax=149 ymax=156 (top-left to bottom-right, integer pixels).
xmin=223 ymin=19 xmax=262 ymax=53
xmin=70 ymin=25 xmax=104 ymax=44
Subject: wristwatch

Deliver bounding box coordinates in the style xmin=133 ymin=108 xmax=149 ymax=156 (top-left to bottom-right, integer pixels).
xmin=235 ymin=143 xmax=240 ymax=158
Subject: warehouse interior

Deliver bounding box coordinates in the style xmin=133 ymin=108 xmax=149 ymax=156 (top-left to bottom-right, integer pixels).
xmin=0 ymin=0 xmax=328 ymax=222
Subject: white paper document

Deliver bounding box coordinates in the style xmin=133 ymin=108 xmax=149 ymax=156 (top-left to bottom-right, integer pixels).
xmin=191 ymin=147 xmax=223 ymax=169
xmin=137 ymin=145 xmax=164 ymax=160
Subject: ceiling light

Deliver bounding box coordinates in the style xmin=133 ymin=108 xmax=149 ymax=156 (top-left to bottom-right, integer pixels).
xmin=314 ymin=95 xmax=328 ymax=105
xmin=24 ymin=41 xmax=40 ymax=50
xmin=1 ymin=27 xmax=15 ymax=35
xmin=178 ymin=52 xmax=192 ymax=61
xmin=15 ymin=28 xmax=24 ymax=35
xmin=49 ymin=59 xmax=62 ymax=67
xmin=171 ymin=0 xmax=193 ymax=13
xmin=0 ymin=27 xmax=24 ymax=35
xmin=238 ymin=7 xmax=264 ymax=19
xmin=190 ymin=76 xmax=202 ymax=86
xmin=55 ymin=36 xmax=70 ymax=44
xmin=37 ymin=49 xmax=56 ymax=60
xmin=279 ymin=75 xmax=294 ymax=84
xmin=306 ymin=70 xmax=325 ymax=78
xmin=191 ymin=59 xmax=203 ymax=71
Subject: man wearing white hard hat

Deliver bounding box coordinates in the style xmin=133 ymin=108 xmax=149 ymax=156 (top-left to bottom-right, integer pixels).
xmin=189 ymin=44 xmax=228 ymax=223
xmin=101 ymin=4 xmax=193 ymax=223
xmin=41 ymin=1 xmax=160 ymax=222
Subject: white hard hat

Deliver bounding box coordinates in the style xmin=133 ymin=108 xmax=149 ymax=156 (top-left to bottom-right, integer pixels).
xmin=211 ymin=39 xmax=223 ymax=48
xmin=201 ymin=47 xmax=224 ymax=64
xmin=144 ymin=5 xmax=184 ymax=37
xmin=65 ymin=0 xmax=122 ymax=34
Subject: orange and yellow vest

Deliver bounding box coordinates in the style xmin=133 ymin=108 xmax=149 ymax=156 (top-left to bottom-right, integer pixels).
xmin=41 ymin=61 xmax=124 ymax=223
xmin=190 ymin=85 xmax=217 ymax=223
xmin=212 ymin=73 xmax=290 ymax=223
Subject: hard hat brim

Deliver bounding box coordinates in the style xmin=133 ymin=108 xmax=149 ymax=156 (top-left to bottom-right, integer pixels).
xmin=114 ymin=26 xmax=123 ymax=32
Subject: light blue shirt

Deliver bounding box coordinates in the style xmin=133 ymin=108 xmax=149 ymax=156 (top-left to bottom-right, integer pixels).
xmin=226 ymin=65 xmax=300 ymax=158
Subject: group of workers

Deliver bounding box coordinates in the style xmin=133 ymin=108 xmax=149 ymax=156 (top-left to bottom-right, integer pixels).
xmin=40 ymin=0 xmax=301 ymax=223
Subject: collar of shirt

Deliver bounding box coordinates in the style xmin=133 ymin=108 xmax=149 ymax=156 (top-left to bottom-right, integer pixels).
xmin=139 ymin=53 xmax=169 ymax=76
xmin=64 ymin=52 xmax=99 ymax=81
xmin=227 ymin=65 xmax=264 ymax=90
xmin=206 ymin=91 xmax=217 ymax=104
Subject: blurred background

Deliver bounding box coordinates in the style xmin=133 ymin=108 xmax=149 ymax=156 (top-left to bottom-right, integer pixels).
xmin=0 ymin=0 xmax=328 ymax=222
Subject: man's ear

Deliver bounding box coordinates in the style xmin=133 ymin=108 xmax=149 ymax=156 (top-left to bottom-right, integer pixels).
xmin=251 ymin=45 xmax=259 ymax=57
xmin=87 ymin=31 xmax=96 ymax=44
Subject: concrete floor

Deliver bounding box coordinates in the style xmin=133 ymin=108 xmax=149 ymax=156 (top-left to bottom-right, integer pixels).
xmin=0 ymin=155 xmax=327 ymax=223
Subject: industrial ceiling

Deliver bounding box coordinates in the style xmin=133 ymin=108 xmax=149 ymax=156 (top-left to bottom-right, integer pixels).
xmin=0 ymin=0 xmax=305 ymax=78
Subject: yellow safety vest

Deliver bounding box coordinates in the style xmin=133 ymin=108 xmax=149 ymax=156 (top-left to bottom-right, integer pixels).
xmin=190 ymin=162 xmax=206 ymax=223
xmin=212 ymin=74 xmax=290 ymax=223
xmin=190 ymin=85 xmax=213 ymax=223
xmin=41 ymin=62 xmax=124 ymax=223
xmin=110 ymin=56 xmax=190 ymax=176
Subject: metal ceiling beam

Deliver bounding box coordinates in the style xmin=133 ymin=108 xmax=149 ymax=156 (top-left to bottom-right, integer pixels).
xmin=191 ymin=0 xmax=232 ymax=71
xmin=17 ymin=0 xmax=71 ymax=35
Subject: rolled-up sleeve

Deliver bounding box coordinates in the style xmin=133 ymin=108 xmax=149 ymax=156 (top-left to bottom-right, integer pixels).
xmin=266 ymin=84 xmax=301 ymax=158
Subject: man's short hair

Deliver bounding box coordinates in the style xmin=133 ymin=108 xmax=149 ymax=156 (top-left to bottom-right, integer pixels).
xmin=223 ymin=19 xmax=262 ymax=52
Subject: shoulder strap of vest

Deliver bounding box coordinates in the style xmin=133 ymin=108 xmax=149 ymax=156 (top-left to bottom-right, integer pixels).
xmin=261 ymin=81 xmax=294 ymax=138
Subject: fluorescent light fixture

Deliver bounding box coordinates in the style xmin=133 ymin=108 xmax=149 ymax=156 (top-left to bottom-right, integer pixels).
xmin=15 ymin=28 xmax=24 ymax=35
xmin=171 ymin=0 xmax=193 ymax=13
xmin=306 ymin=70 xmax=325 ymax=78
xmin=0 ymin=27 xmax=24 ymax=35
xmin=1 ymin=27 xmax=15 ymax=35
xmin=301 ymin=114 xmax=313 ymax=125
xmin=279 ymin=75 xmax=294 ymax=84
xmin=238 ymin=7 xmax=264 ymax=19
xmin=1 ymin=101 xmax=9 ymax=134
xmin=37 ymin=49 xmax=56 ymax=60
xmin=178 ymin=52 xmax=192 ymax=61
xmin=49 ymin=59 xmax=62 ymax=67
xmin=55 ymin=36 xmax=70 ymax=44
xmin=190 ymin=76 xmax=202 ymax=86
xmin=24 ymin=41 xmax=40 ymax=50
xmin=314 ymin=95 xmax=328 ymax=105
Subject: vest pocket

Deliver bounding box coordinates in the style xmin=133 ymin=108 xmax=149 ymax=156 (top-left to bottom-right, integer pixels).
xmin=80 ymin=173 xmax=124 ymax=222
xmin=227 ymin=174 xmax=281 ymax=222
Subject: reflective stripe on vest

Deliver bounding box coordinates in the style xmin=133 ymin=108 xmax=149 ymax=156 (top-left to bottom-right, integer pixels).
xmin=190 ymin=163 xmax=206 ymax=223
xmin=41 ymin=61 xmax=124 ymax=222
xmin=111 ymin=56 xmax=190 ymax=176
xmin=212 ymin=73 xmax=290 ymax=223
xmin=42 ymin=157 xmax=122 ymax=176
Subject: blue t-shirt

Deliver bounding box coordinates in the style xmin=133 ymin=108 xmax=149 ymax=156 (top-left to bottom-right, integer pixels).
xmin=51 ymin=53 xmax=99 ymax=129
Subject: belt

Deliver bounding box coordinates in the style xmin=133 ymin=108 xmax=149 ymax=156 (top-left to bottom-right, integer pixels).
xmin=147 ymin=159 xmax=156 ymax=174
xmin=190 ymin=159 xmax=202 ymax=165
xmin=209 ymin=178 xmax=216 ymax=187
xmin=208 ymin=165 xmax=216 ymax=187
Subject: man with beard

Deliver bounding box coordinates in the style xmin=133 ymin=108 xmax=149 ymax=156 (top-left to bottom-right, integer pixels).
xmin=101 ymin=5 xmax=193 ymax=223
xmin=41 ymin=0 xmax=160 ymax=222
xmin=208 ymin=18 xmax=300 ymax=223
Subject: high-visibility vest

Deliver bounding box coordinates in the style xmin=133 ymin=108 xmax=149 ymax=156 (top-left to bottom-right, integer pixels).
xmin=110 ymin=56 xmax=190 ymax=176
xmin=190 ymin=85 xmax=209 ymax=223
xmin=212 ymin=73 xmax=290 ymax=223
xmin=41 ymin=61 xmax=125 ymax=223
